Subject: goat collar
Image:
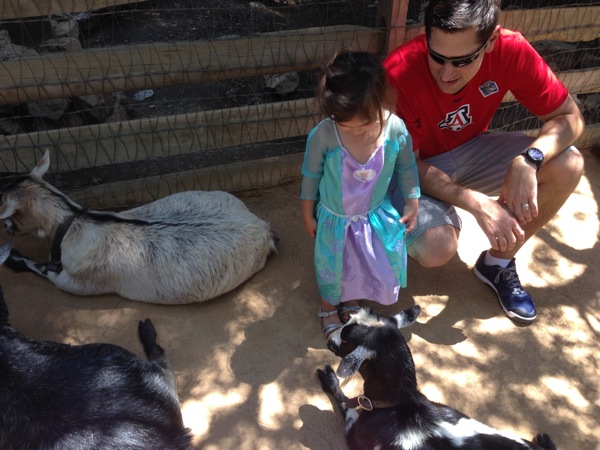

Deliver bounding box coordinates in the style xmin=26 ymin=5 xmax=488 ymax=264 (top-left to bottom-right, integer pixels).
xmin=48 ymin=213 xmax=77 ymax=273
xmin=344 ymin=394 xmax=401 ymax=411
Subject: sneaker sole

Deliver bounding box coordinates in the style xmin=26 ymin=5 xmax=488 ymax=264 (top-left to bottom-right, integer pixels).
xmin=472 ymin=266 xmax=537 ymax=324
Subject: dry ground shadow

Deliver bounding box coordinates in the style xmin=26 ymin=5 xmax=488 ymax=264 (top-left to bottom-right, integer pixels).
xmin=1 ymin=150 xmax=599 ymax=449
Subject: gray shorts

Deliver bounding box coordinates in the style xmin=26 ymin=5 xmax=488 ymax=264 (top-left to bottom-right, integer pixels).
xmin=389 ymin=132 xmax=537 ymax=246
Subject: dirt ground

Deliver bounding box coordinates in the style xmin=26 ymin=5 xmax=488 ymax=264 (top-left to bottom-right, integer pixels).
xmin=1 ymin=147 xmax=598 ymax=449
xmin=1 ymin=0 xmax=598 ymax=447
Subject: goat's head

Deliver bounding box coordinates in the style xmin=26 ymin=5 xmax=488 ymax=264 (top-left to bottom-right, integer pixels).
xmin=0 ymin=149 xmax=62 ymax=238
xmin=328 ymin=306 xmax=421 ymax=382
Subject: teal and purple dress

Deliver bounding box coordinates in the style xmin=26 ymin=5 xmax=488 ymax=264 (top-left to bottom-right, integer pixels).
xmin=301 ymin=114 xmax=420 ymax=306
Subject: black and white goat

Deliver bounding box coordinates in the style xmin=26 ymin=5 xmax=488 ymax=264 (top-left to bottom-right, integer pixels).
xmin=0 ymin=280 xmax=192 ymax=448
xmin=318 ymin=307 xmax=556 ymax=450
xmin=0 ymin=149 xmax=277 ymax=304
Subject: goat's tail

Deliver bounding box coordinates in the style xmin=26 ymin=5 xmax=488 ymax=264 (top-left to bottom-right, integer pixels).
xmin=138 ymin=318 xmax=170 ymax=368
xmin=532 ymin=433 xmax=556 ymax=450
xmin=138 ymin=318 xmax=178 ymax=392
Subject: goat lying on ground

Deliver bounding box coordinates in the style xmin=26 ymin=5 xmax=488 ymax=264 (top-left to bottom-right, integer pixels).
xmin=318 ymin=307 xmax=556 ymax=450
xmin=0 ymin=280 xmax=192 ymax=448
xmin=0 ymin=149 xmax=277 ymax=304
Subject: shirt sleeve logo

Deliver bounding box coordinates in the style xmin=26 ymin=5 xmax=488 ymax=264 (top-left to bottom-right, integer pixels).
xmin=479 ymin=80 xmax=499 ymax=97
xmin=438 ymin=104 xmax=472 ymax=131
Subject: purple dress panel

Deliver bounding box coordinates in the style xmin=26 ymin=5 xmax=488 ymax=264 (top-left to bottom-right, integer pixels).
xmin=340 ymin=147 xmax=400 ymax=305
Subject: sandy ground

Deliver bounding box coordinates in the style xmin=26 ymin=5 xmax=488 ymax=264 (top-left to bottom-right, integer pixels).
xmin=1 ymin=148 xmax=599 ymax=450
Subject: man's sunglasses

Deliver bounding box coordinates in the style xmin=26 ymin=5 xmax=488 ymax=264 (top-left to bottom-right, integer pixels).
xmin=428 ymin=39 xmax=489 ymax=67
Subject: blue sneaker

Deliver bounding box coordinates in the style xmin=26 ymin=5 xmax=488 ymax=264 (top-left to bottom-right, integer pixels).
xmin=473 ymin=251 xmax=537 ymax=323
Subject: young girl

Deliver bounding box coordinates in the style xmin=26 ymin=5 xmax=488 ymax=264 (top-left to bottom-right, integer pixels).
xmin=300 ymin=50 xmax=420 ymax=338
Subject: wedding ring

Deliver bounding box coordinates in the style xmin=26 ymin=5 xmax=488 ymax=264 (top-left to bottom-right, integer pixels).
xmin=522 ymin=203 xmax=530 ymax=209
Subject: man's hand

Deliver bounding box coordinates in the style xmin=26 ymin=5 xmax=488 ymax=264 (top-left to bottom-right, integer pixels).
xmin=499 ymin=155 xmax=539 ymax=224
xmin=472 ymin=192 xmax=525 ymax=251
xmin=416 ymin=157 xmax=526 ymax=251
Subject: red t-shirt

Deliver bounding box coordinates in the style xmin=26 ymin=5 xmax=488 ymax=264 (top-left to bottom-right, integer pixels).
xmin=383 ymin=29 xmax=568 ymax=159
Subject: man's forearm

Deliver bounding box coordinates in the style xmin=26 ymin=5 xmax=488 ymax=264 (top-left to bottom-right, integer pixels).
xmin=530 ymin=95 xmax=585 ymax=161
xmin=417 ymin=158 xmax=486 ymax=214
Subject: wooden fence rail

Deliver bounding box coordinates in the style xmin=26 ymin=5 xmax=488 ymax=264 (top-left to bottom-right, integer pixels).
xmin=0 ymin=0 xmax=137 ymax=20
xmin=0 ymin=98 xmax=320 ymax=173
xmin=395 ymin=6 xmax=600 ymax=52
xmin=0 ymin=26 xmax=382 ymax=106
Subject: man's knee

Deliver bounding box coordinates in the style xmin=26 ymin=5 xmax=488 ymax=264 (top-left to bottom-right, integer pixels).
xmin=408 ymin=225 xmax=459 ymax=268
xmin=565 ymin=146 xmax=585 ymax=184
xmin=541 ymin=146 xmax=584 ymax=188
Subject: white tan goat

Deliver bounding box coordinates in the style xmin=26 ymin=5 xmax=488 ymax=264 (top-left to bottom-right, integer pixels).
xmin=0 ymin=150 xmax=277 ymax=304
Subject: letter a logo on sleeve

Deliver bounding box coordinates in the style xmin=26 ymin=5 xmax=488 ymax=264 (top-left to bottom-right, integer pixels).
xmin=479 ymin=80 xmax=499 ymax=97
xmin=438 ymin=104 xmax=472 ymax=131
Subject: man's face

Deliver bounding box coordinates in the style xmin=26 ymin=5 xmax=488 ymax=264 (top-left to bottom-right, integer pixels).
xmin=427 ymin=27 xmax=491 ymax=95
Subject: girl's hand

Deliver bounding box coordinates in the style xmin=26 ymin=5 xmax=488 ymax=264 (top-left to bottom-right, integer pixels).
xmin=304 ymin=216 xmax=317 ymax=238
xmin=400 ymin=198 xmax=418 ymax=233
xmin=301 ymin=199 xmax=317 ymax=238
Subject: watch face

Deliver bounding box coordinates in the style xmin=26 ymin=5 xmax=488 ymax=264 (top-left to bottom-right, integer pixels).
xmin=527 ymin=148 xmax=544 ymax=161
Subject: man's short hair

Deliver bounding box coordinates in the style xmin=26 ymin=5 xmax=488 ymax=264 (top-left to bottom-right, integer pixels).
xmin=425 ymin=0 xmax=501 ymax=44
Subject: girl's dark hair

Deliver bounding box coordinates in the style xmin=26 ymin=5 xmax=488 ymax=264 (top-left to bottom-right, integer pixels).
xmin=316 ymin=51 xmax=395 ymax=127
xmin=425 ymin=0 xmax=500 ymax=44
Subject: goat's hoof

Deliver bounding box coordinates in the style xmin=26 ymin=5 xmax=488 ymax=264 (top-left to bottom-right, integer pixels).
xmin=316 ymin=365 xmax=339 ymax=394
xmin=532 ymin=433 xmax=555 ymax=449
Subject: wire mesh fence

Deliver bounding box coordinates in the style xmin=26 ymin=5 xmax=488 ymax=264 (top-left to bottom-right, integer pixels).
xmin=0 ymin=0 xmax=598 ymax=208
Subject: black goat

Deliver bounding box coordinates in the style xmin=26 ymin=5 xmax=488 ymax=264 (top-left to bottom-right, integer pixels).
xmin=318 ymin=307 xmax=556 ymax=450
xmin=0 ymin=285 xmax=192 ymax=449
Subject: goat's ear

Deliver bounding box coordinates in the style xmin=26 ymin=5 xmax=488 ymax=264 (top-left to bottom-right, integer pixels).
xmin=0 ymin=198 xmax=17 ymax=220
xmin=336 ymin=345 xmax=375 ymax=378
xmin=30 ymin=149 xmax=50 ymax=179
xmin=393 ymin=305 xmax=421 ymax=329
xmin=0 ymin=241 xmax=12 ymax=265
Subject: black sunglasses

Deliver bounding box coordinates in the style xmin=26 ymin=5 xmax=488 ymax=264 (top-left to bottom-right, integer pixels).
xmin=428 ymin=39 xmax=489 ymax=67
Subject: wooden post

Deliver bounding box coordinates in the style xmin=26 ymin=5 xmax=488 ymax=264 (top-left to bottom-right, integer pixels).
xmin=377 ymin=0 xmax=410 ymax=55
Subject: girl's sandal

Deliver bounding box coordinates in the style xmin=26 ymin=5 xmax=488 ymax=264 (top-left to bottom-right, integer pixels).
xmin=318 ymin=308 xmax=343 ymax=338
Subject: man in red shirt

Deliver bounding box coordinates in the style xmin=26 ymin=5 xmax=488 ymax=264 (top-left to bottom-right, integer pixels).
xmin=384 ymin=0 xmax=584 ymax=323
